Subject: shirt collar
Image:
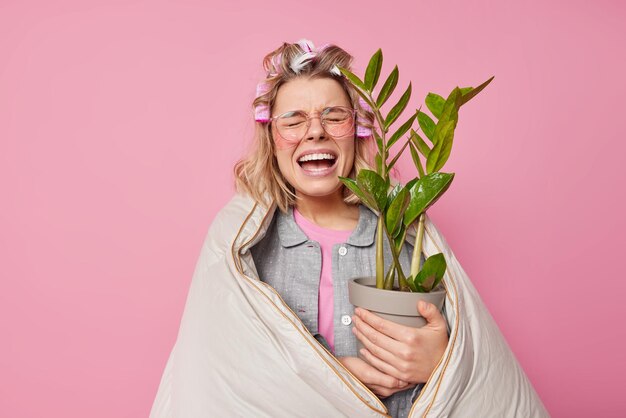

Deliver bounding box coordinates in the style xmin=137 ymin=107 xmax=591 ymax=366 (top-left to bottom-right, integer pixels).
xmin=347 ymin=205 xmax=377 ymax=247
xmin=276 ymin=204 xmax=377 ymax=248
xmin=277 ymin=207 xmax=308 ymax=248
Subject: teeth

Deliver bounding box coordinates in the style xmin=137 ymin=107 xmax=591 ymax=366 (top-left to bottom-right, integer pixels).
xmin=298 ymin=153 xmax=336 ymax=162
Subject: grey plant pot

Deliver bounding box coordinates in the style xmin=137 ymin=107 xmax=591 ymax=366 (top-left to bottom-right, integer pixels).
xmin=348 ymin=276 xmax=446 ymax=357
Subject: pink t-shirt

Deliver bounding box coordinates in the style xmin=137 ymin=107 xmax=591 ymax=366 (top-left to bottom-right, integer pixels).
xmin=293 ymin=209 xmax=353 ymax=352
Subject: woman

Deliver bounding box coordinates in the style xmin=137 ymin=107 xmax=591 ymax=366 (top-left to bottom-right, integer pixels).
xmin=150 ymin=40 xmax=549 ymax=418
xmin=240 ymin=39 xmax=449 ymax=417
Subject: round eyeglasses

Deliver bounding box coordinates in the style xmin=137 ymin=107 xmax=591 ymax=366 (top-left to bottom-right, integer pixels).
xmin=270 ymin=106 xmax=356 ymax=143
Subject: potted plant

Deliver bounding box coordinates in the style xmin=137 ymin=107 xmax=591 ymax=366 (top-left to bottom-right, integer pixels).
xmin=336 ymin=49 xmax=493 ymax=336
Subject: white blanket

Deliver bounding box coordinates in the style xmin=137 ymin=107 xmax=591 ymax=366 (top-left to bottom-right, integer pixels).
xmin=150 ymin=193 xmax=549 ymax=417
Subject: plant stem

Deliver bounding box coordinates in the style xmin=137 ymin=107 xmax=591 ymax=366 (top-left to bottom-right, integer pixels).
xmin=384 ymin=265 xmax=395 ymax=290
xmin=410 ymin=213 xmax=426 ymax=279
xmin=376 ymin=216 xmax=384 ymax=288
xmin=396 ymin=228 xmax=407 ymax=254
xmin=395 ymin=226 xmax=412 ymax=291
xmin=383 ymin=228 xmax=411 ymax=292
xmin=397 ymin=265 xmax=410 ymax=291
xmin=373 ymin=109 xmax=388 ymax=179
xmin=371 ymin=93 xmax=390 ymax=290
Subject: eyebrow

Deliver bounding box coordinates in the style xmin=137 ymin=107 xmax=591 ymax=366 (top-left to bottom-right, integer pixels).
xmin=278 ymin=106 xmax=350 ymax=116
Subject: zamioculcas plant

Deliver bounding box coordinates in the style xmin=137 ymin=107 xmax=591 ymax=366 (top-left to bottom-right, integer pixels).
xmin=337 ymin=49 xmax=493 ymax=293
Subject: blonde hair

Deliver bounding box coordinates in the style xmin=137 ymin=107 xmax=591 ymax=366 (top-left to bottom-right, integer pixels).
xmin=234 ymin=41 xmax=376 ymax=212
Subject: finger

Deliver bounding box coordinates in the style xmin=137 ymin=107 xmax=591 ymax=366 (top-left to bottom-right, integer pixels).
xmin=354 ymin=307 xmax=414 ymax=342
xmin=368 ymin=382 xmax=416 ymax=399
xmin=353 ymin=322 xmax=406 ymax=372
xmin=353 ymin=315 xmax=406 ymax=362
xmin=417 ymin=301 xmax=447 ymax=330
xmin=359 ymin=347 xmax=406 ymax=382
xmin=353 ymin=314 xmax=404 ymax=350
xmin=368 ymin=384 xmax=391 ymax=398
xmin=359 ymin=357 xmax=405 ymax=389
xmin=368 ymin=384 xmax=402 ymax=398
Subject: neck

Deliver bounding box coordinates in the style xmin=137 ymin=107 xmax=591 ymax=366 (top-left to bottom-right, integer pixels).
xmin=294 ymin=189 xmax=359 ymax=230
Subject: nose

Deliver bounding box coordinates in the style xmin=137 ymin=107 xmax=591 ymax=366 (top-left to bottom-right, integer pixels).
xmin=304 ymin=114 xmax=326 ymax=141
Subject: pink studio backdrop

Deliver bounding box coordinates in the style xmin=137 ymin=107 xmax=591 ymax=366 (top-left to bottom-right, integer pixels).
xmin=1 ymin=0 xmax=624 ymax=417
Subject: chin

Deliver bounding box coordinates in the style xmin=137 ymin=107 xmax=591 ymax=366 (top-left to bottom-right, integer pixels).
xmin=294 ymin=181 xmax=343 ymax=199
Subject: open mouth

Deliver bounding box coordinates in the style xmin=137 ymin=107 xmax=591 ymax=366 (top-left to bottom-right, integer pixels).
xmin=297 ymin=152 xmax=338 ymax=172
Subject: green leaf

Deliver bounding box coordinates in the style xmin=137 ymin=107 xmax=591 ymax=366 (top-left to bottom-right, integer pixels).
xmin=364 ymin=49 xmax=383 ymax=91
xmin=386 ymin=184 xmax=402 ymax=209
xmin=384 ymin=83 xmax=412 ymax=130
xmin=336 ymin=67 xmax=378 ymax=113
xmin=336 ymin=66 xmax=366 ymax=91
xmin=388 ymin=136 xmax=411 ymax=172
xmin=459 ymin=76 xmax=494 ymax=107
xmin=385 ymin=186 xmax=409 ymax=237
xmin=413 ymin=253 xmax=446 ymax=292
xmin=394 ymin=224 xmax=406 ymax=244
xmin=388 ymin=111 xmax=418 ymax=148
xmin=459 ymin=87 xmax=473 ymax=95
xmin=406 ymin=275 xmax=427 ymax=292
xmin=424 ymin=86 xmax=468 ymax=173
xmin=339 ymin=177 xmax=372 ymax=207
xmin=411 ymin=130 xmax=431 ymax=159
xmin=356 ymin=169 xmax=388 ymax=211
xmin=405 ymin=178 xmax=419 ymax=190
xmin=374 ymin=130 xmax=384 ymax=154
xmin=354 ymin=88 xmax=377 ymax=115
xmin=426 ymin=120 xmax=455 ymax=173
xmin=406 ymin=275 xmax=417 ymax=292
xmin=409 ymin=141 xmax=425 ymax=178
xmin=375 ymin=154 xmax=382 ymax=174
xmin=376 ymin=65 xmax=399 ymax=108
xmin=425 ymin=93 xmax=445 ymax=119
xmin=417 ymin=112 xmax=436 ymax=142
xmin=436 ymin=87 xmax=462 ymax=130
xmin=403 ymin=172 xmax=455 ymax=226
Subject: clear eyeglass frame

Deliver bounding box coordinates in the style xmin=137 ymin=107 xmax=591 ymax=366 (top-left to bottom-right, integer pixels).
xmin=269 ymin=106 xmax=357 ymax=143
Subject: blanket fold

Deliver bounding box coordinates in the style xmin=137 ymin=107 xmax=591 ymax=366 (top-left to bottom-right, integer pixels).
xmin=150 ymin=194 xmax=549 ymax=417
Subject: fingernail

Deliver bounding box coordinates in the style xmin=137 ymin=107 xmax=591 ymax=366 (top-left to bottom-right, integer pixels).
xmin=419 ymin=301 xmax=428 ymax=311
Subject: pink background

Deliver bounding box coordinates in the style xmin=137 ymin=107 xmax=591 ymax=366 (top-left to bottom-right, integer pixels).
xmin=1 ymin=0 xmax=624 ymax=417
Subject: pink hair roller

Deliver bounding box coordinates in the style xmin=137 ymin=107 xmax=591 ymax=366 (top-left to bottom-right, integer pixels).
xmin=357 ymin=124 xmax=372 ymax=138
xmin=357 ymin=97 xmax=373 ymax=138
xmin=269 ymin=52 xmax=282 ymax=76
xmin=358 ymin=97 xmax=372 ymax=112
xmin=254 ymin=82 xmax=271 ymax=122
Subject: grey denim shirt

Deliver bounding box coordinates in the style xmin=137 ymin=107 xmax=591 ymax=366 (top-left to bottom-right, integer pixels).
xmin=250 ymin=205 xmax=424 ymax=418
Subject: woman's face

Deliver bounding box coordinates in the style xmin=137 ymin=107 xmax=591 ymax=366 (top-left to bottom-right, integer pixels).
xmin=271 ymin=77 xmax=356 ymax=202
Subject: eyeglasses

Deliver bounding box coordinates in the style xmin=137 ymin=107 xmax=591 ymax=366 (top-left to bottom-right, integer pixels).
xmin=270 ymin=106 xmax=356 ymax=143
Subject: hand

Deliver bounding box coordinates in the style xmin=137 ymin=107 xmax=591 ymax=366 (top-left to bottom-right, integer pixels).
xmin=337 ymin=356 xmax=416 ymax=399
xmin=352 ymin=300 xmax=448 ymax=384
